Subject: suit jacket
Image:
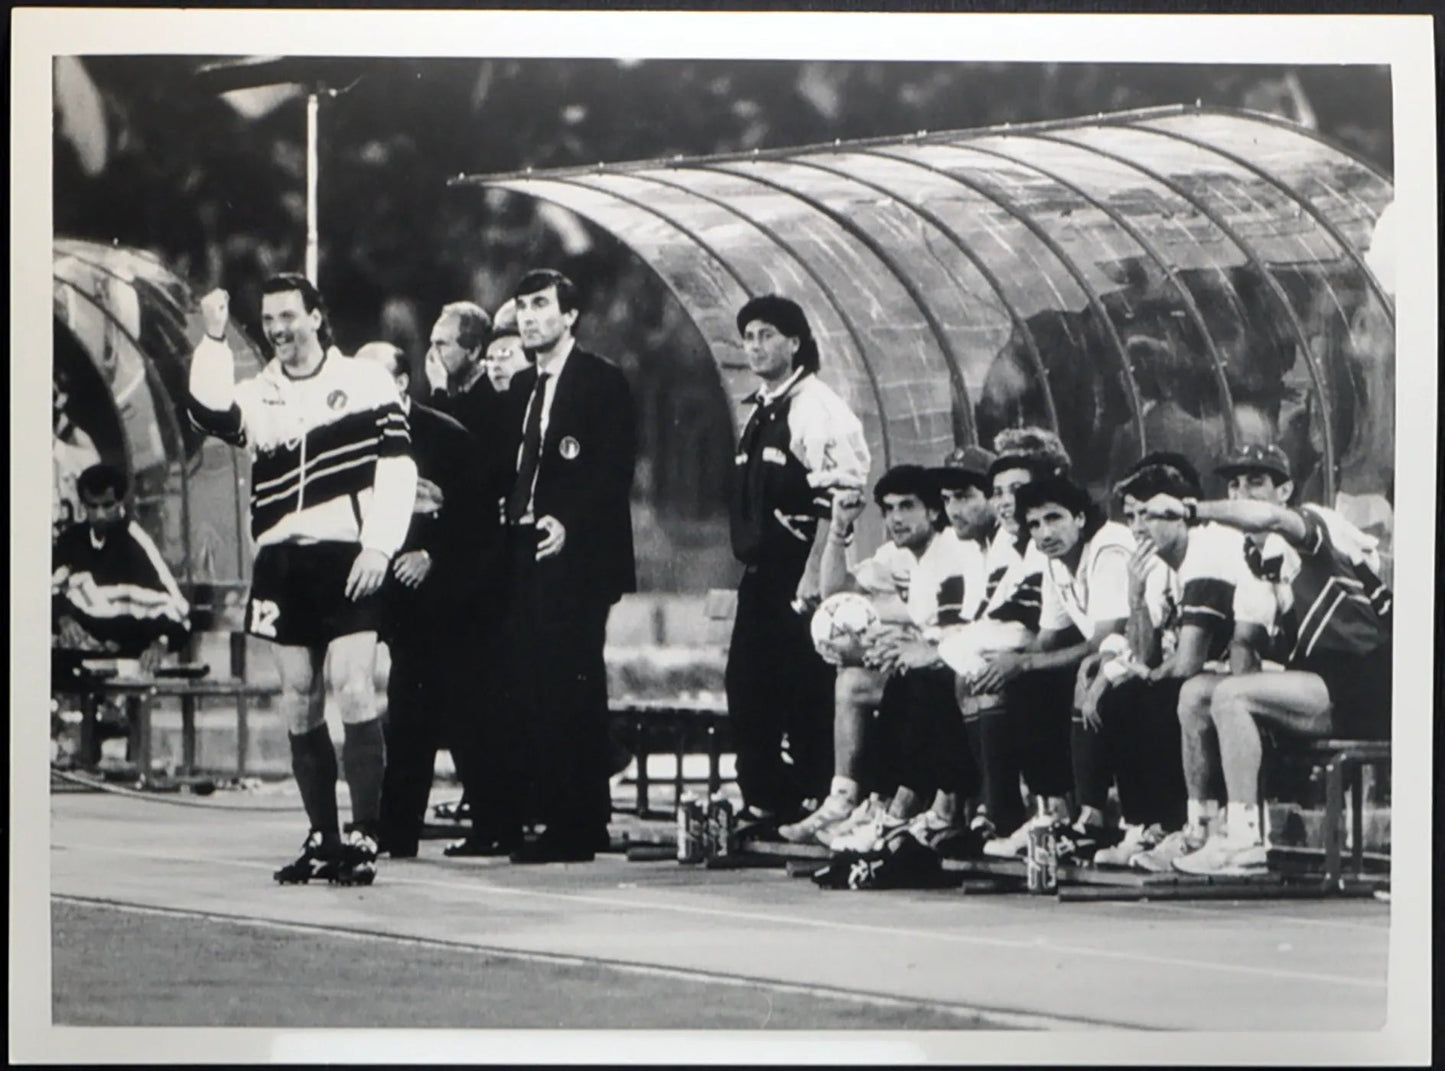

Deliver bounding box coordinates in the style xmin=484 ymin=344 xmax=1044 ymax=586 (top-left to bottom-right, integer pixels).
xmin=385 ymin=401 xmax=497 ymax=638
xmin=506 ymin=346 xmax=637 ymax=606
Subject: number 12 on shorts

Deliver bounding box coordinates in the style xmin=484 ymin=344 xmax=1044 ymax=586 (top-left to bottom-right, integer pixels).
xmin=249 ymin=598 xmax=280 ymax=639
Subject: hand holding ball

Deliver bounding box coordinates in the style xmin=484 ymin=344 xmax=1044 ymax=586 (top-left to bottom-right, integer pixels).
xmin=810 ymin=592 xmax=881 ymax=667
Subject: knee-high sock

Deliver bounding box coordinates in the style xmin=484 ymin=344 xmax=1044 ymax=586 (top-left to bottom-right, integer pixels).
xmin=343 ymin=717 xmax=387 ymax=832
xmin=289 ymin=724 xmax=340 ymax=842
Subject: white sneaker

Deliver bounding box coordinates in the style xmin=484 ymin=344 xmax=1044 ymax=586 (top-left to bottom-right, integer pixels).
xmin=1094 ymin=823 xmax=1164 ymax=868
xmin=778 ymin=792 xmax=858 ymax=844
xmin=981 ymin=818 xmax=1035 ymax=858
xmin=904 ymin=809 xmax=953 ymax=847
xmin=1172 ymin=833 xmax=1269 ymax=876
xmin=828 ymin=811 xmax=907 ymax=854
xmin=815 ymin=796 xmax=881 ymax=849
xmin=1130 ymin=828 xmax=1200 ymax=872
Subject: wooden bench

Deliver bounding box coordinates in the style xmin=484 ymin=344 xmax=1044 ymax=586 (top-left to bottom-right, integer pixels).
xmin=1267 ymin=737 xmax=1391 ymax=890
xmin=53 ymin=632 xmax=282 ymax=780
xmin=609 ymin=700 xmax=732 ymax=818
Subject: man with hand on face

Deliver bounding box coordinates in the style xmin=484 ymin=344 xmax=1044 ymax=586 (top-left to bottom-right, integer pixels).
xmin=1072 ymin=454 xmax=1276 ymax=868
xmin=187 ymin=276 xmax=417 ymax=887
xmin=497 ymin=269 xmax=637 ymax=864
xmin=423 ymin=301 xmax=493 ymax=429
xmin=726 ymin=295 xmax=871 ymax=836
xmin=356 ymin=343 xmax=489 ymax=861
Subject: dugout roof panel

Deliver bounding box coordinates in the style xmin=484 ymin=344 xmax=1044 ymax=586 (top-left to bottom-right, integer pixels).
xmin=53 ymin=238 xmax=267 ymax=589
xmin=464 ymin=104 xmax=1395 ymax=511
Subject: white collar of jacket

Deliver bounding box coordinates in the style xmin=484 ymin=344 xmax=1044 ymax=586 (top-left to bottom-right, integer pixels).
xmin=746 ymin=367 xmax=808 ymax=408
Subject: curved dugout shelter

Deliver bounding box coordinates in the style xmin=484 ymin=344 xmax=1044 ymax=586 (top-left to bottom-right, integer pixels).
xmin=52 ymin=238 xmax=265 ymax=602
xmin=458 ymin=105 xmax=1395 ymax=541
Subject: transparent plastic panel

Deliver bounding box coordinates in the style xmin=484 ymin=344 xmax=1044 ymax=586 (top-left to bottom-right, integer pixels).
xmin=965 ymin=132 xmax=1253 ymax=489
xmin=502 ymin=175 xmax=891 ymax=465
xmin=801 ymin=150 xmax=1058 ymax=453
xmin=53 ymin=268 xmax=185 ymax=574
xmin=1133 ymin=112 xmax=1394 ymax=256
xmin=726 ymin=156 xmax=1032 ymax=450
xmin=1052 ymin=126 xmax=1362 ymax=326
xmin=662 ymin=163 xmax=964 ymax=465
xmin=874 ymin=141 xmax=1137 ymax=493
xmin=1049 ymin=124 xmax=1391 ymax=503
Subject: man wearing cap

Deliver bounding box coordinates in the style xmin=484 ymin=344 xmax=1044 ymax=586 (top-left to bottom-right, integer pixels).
xmin=936 ymin=445 xmax=998 ymax=549
xmin=936 ymin=429 xmax=1067 ymax=841
xmin=1150 ymin=445 xmax=1392 ymax=876
xmin=727 ymin=294 xmax=871 ymax=833
xmin=1068 ymin=453 xmax=1275 ymax=868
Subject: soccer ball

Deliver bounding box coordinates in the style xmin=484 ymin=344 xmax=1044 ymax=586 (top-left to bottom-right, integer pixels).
xmin=810 ymin=592 xmax=881 ymax=666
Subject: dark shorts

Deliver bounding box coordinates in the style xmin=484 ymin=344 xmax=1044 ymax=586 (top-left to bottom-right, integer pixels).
xmin=1304 ymin=643 xmax=1392 ymax=741
xmin=247 ymin=542 xmax=384 ymax=649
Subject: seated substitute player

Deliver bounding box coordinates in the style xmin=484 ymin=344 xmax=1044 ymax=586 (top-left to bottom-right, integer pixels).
xmin=52 ymin=462 xmax=190 ymax=672
xmin=1144 ymin=478 xmax=1392 ymax=877
xmin=782 ymin=465 xmax=986 ymax=853
xmin=187 ymin=277 xmax=417 ymax=887
xmin=1069 ymin=454 xmax=1275 ymax=867
xmin=976 ymin=474 xmax=1134 ymax=858
xmin=938 ymin=430 xmax=1070 ymax=842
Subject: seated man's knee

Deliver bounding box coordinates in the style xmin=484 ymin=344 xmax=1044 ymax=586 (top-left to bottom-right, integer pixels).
xmin=836 ymin=666 xmax=884 ymax=709
xmin=1177 ymin=674 xmax=1219 ymax=726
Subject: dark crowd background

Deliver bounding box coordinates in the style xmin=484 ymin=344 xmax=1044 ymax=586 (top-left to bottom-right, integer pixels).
xmin=53 ymin=58 xmax=1393 ymax=590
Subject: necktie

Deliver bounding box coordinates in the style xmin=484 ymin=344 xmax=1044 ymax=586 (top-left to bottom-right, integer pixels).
xmin=506 ymin=371 xmax=549 ymax=524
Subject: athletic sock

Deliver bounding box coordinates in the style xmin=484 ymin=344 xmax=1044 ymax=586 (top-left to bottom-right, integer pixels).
xmin=828 ymin=776 xmax=860 ymax=804
xmin=1186 ymin=798 xmax=1220 ymax=831
xmin=342 ymin=717 xmax=387 ymax=832
xmin=289 ymin=724 xmax=340 ymax=848
xmin=1225 ymin=802 xmax=1262 ymax=845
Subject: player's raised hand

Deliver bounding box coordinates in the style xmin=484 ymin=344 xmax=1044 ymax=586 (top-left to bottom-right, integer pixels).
xmin=201 ymin=288 xmax=230 ymax=341
xmin=346 ymin=547 xmax=390 ymax=600
xmin=830 ymin=486 xmax=866 ymax=530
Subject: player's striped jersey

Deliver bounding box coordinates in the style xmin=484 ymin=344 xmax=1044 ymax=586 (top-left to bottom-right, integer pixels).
xmin=52 ymin=520 xmax=190 ymax=654
xmin=907 ymin=529 xmax=987 ymax=630
xmin=1144 ymin=523 xmax=1277 ymax=663
xmin=981 ymin=528 xmax=1046 ymax=632
xmin=850 ymin=529 xmax=986 ymax=630
xmin=1039 ymin=521 xmax=1133 ymax=638
xmin=1248 ymin=507 xmax=1392 ymax=664
xmin=187 ymin=337 xmax=417 ymax=557
xmin=730 ymin=369 xmax=870 ymax=567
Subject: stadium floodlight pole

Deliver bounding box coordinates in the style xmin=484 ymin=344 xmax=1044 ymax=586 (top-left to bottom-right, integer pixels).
xmin=194 ymin=57 xmax=363 ymax=289
xmin=306 ymin=90 xmax=319 ymax=284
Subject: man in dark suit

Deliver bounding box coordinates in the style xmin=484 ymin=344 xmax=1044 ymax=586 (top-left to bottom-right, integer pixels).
xmin=357 ymin=342 xmax=493 ymax=859
xmin=501 ymin=269 xmax=637 ymax=864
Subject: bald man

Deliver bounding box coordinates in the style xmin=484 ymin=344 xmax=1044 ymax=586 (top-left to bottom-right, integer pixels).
xmin=357 ymin=342 xmax=493 ymax=859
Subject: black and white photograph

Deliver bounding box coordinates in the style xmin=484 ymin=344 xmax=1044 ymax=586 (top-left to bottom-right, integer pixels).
xmin=10 ymin=7 xmax=1436 ymax=1064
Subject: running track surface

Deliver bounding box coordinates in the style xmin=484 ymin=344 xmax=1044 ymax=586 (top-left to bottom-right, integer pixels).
xmin=47 ymin=792 xmax=1389 ymax=1034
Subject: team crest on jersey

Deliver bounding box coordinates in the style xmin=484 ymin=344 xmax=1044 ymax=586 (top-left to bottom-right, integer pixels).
xmin=559 ymin=436 xmax=581 ymax=460
xmin=326 ymin=390 xmax=348 ymax=411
